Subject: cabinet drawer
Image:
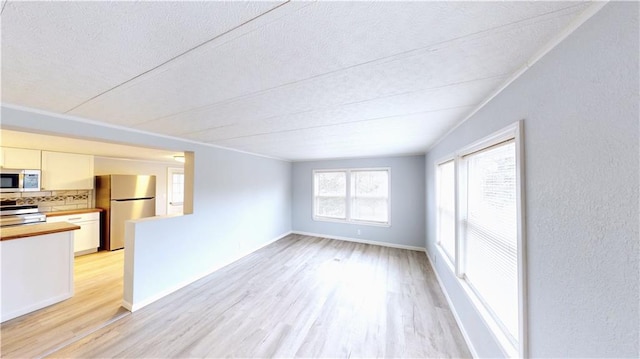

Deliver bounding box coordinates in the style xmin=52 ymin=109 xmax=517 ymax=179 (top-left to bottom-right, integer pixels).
xmin=47 ymin=212 xmax=100 ymax=223
xmin=46 ymin=211 xmax=100 ymax=254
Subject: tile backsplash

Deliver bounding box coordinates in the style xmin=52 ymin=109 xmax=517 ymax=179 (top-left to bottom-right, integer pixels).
xmin=0 ymin=190 xmax=93 ymax=212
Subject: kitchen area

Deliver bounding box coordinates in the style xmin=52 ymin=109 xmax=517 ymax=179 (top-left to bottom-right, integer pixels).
xmin=0 ymin=129 xmax=185 ymax=357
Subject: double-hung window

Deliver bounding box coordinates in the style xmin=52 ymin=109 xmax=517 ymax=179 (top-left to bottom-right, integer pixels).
xmin=435 ymin=121 xmax=525 ymax=357
xmin=313 ymin=168 xmax=390 ymax=225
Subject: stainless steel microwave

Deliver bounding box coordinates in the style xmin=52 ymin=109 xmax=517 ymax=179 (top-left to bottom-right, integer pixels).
xmin=0 ymin=169 xmax=41 ymax=192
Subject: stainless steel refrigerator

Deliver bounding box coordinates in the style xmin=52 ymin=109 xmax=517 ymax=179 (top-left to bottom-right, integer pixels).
xmin=95 ymin=175 xmax=156 ymax=251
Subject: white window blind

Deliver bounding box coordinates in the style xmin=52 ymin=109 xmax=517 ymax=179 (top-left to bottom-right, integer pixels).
xmin=437 ymin=160 xmax=456 ymax=261
xmin=350 ymin=170 xmax=389 ymax=224
xmin=463 ymin=140 xmax=518 ymax=343
xmin=314 ymin=171 xmax=347 ymax=220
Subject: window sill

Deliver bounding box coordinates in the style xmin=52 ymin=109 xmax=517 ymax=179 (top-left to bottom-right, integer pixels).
xmin=436 ymin=245 xmax=456 ymax=273
xmin=313 ymin=216 xmax=391 ymax=228
xmin=459 ymin=278 xmax=518 ymax=358
xmin=436 ymin=246 xmax=517 ymax=357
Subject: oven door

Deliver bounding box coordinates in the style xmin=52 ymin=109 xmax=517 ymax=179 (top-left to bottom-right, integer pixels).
xmin=0 ymin=172 xmax=21 ymax=192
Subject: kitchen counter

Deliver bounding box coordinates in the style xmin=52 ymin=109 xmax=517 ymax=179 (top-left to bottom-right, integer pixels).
xmin=0 ymin=222 xmax=80 ymax=241
xmin=45 ymin=208 xmax=103 ymax=217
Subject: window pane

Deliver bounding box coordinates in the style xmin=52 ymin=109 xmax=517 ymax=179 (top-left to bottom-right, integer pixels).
xmin=351 ymin=198 xmax=388 ymax=222
xmin=315 ymin=196 xmax=346 ymax=219
xmin=437 ymin=160 xmax=455 ymax=261
xmin=464 ymin=141 xmax=518 ymax=341
xmin=171 ymin=173 xmax=184 ymax=203
xmin=314 ymin=172 xmax=346 ymax=219
xmin=350 ymin=170 xmax=389 ymax=223
xmin=315 ymin=172 xmax=346 ymax=196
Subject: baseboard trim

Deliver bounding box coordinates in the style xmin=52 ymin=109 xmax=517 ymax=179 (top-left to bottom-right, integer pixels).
xmin=425 ymin=250 xmax=479 ymax=358
xmin=236 ymin=230 xmax=293 ymax=260
xmin=121 ymin=300 xmax=133 ymax=311
xmin=128 ymin=271 xmax=213 ymax=312
xmin=127 ymin=231 xmax=292 ymax=312
xmin=292 ymin=230 xmax=425 ymax=252
xmin=1 ymin=292 xmax=72 ymax=323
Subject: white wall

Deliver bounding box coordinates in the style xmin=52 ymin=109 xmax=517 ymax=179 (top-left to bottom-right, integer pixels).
xmin=94 ymin=156 xmax=182 ymax=215
xmin=292 ymin=155 xmax=425 ymax=249
xmin=425 ymin=2 xmax=639 ymax=357
xmin=1 ymin=105 xmax=292 ymax=311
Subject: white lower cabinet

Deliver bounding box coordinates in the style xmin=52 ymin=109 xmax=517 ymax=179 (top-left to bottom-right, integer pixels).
xmin=47 ymin=212 xmax=100 ymax=255
xmin=1 ymin=231 xmax=74 ymax=322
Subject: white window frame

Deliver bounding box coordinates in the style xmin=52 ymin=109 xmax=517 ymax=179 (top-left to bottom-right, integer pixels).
xmin=313 ymin=167 xmax=391 ymax=227
xmin=435 ymin=157 xmax=457 ymax=267
xmin=435 ymin=121 xmax=527 ymax=358
xmin=313 ymin=170 xmax=348 ymax=221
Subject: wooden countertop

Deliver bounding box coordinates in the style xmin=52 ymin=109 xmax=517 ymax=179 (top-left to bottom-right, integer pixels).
xmin=45 ymin=208 xmax=103 ymax=217
xmin=0 ymin=222 xmax=81 ymax=241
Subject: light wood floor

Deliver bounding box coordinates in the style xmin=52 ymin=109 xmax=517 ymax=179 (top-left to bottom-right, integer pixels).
xmin=1 ymin=250 xmax=128 ymax=358
xmin=47 ymin=234 xmax=470 ymax=358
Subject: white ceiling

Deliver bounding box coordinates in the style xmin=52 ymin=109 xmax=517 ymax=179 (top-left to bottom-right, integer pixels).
xmin=1 ymin=1 xmax=592 ymax=161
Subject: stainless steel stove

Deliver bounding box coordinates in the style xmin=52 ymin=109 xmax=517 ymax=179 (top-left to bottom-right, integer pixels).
xmin=0 ymin=202 xmax=46 ymax=227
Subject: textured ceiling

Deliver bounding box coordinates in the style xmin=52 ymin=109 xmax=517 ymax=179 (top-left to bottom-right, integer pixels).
xmin=0 ymin=129 xmax=182 ymax=163
xmin=1 ymin=1 xmax=592 ymax=161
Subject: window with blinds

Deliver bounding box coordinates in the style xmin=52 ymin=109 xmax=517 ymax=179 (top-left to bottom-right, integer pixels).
xmin=437 ymin=160 xmax=456 ymax=261
xmin=436 ymin=121 xmax=524 ymax=356
xmin=462 ymin=140 xmax=519 ymax=345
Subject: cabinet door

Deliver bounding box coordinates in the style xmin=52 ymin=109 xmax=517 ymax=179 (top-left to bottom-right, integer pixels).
xmin=74 ymin=220 xmax=100 ymax=253
xmin=0 ymin=147 xmax=41 ymax=169
xmin=41 ymin=151 xmax=94 ymax=190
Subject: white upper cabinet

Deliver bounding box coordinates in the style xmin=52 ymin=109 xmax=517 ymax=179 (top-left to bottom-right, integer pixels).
xmin=0 ymin=147 xmax=41 ymax=169
xmin=41 ymin=151 xmax=94 ymax=190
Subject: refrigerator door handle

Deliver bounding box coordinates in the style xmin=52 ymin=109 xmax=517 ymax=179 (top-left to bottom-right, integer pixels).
xmin=109 ymin=198 xmax=156 ymax=250
xmin=113 ymin=197 xmax=154 ymax=202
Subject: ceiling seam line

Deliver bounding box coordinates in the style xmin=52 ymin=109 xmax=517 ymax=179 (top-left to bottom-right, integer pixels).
xmin=129 ymin=4 xmax=588 ymax=126
xmin=174 ymin=76 xmax=507 ymax=137
xmin=62 ymin=0 xmax=292 ymax=114
xmin=138 ymin=74 xmax=508 ymax=132
xmin=205 ymin=104 xmax=477 ymax=142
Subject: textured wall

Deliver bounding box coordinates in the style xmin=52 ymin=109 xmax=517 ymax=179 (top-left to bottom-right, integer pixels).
xmin=292 ymin=155 xmax=425 ymax=248
xmin=425 ymin=2 xmax=639 ymax=357
xmin=124 ymin=147 xmax=292 ymax=309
